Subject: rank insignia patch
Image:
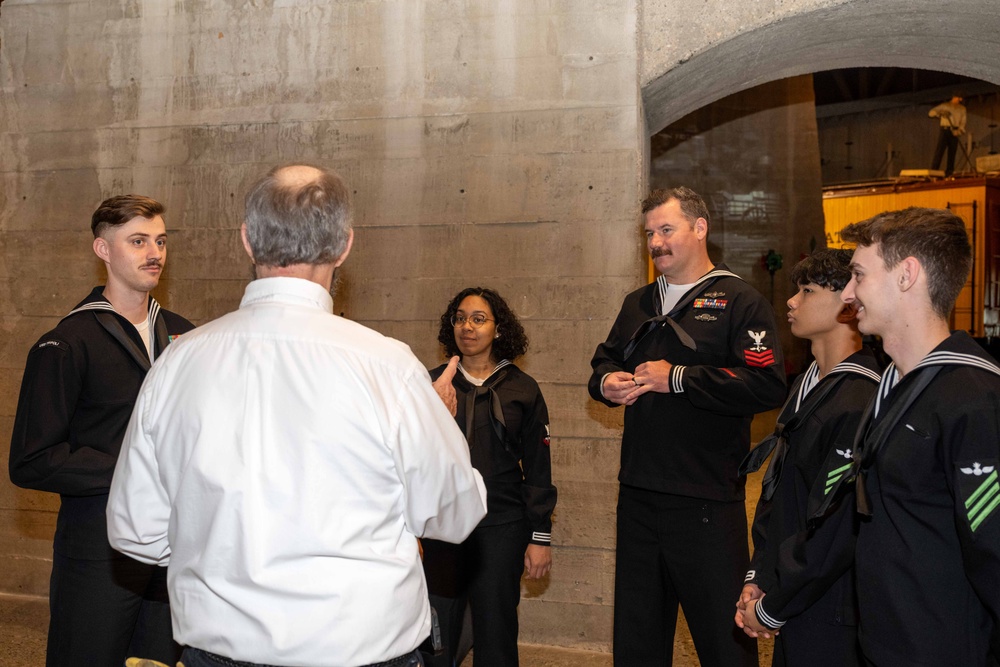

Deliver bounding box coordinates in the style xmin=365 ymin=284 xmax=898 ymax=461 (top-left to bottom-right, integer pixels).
xmin=694 ymin=313 xmax=717 ymax=322
xmin=747 ymin=330 xmax=768 ymax=351
xmin=694 ymin=298 xmax=727 ymax=309
xmin=959 ymin=461 xmax=999 ymax=532
xmin=543 ymin=424 xmax=551 ymax=447
xmin=824 ymin=461 xmax=854 ymax=496
xmin=744 ymin=331 xmax=774 ymax=365
xmin=744 ymin=348 xmax=775 ymax=367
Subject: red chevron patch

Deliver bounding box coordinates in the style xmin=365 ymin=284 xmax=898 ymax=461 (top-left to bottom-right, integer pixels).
xmin=744 ymin=349 xmax=775 ymax=367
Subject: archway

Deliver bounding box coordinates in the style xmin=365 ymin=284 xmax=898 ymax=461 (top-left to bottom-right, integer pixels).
xmin=642 ymin=0 xmax=1000 ymax=135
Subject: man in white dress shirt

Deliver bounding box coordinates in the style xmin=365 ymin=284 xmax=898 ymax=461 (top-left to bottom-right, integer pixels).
xmin=107 ymin=164 xmax=488 ymax=667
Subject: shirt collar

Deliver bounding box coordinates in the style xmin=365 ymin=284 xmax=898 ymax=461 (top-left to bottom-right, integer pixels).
xmin=240 ymin=276 xmax=334 ymax=313
xmin=458 ymin=359 xmax=512 ymax=386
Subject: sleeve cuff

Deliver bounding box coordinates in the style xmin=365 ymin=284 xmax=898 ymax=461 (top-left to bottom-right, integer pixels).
xmin=530 ymin=531 xmax=551 ymax=545
xmin=599 ymin=373 xmax=611 ymax=399
xmin=755 ymin=597 xmax=786 ymax=629
xmin=670 ymin=365 xmax=686 ymax=393
xmin=744 ymin=569 xmax=756 ymax=583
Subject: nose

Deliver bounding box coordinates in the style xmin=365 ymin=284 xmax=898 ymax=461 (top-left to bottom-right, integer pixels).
xmin=842 ymin=277 xmax=857 ymax=304
xmin=786 ymin=295 xmax=797 ymax=310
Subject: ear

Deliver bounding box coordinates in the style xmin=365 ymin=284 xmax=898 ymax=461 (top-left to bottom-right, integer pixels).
xmin=897 ymin=256 xmax=921 ymax=292
xmin=333 ymin=229 xmax=354 ymax=269
xmin=240 ymin=223 xmax=255 ymax=263
xmin=694 ymin=217 xmax=709 ymax=240
xmin=836 ymin=302 xmax=859 ymax=324
xmin=93 ymin=236 xmax=110 ymax=263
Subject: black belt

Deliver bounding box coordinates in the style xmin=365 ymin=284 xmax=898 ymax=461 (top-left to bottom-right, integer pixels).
xmin=193 ymin=647 xmax=420 ymax=667
xmin=192 ymin=649 xmax=282 ymax=667
xmin=363 ymin=650 xmax=421 ymax=667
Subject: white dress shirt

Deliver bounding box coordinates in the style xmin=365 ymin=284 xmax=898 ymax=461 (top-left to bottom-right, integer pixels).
xmin=107 ymin=277 xmax=487 ymax=667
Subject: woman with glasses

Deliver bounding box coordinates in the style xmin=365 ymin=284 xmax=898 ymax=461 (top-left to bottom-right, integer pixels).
xmin=422 ymin=287 xmax=557 ymax=667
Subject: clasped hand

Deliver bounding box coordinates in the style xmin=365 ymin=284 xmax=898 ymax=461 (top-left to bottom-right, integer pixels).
xmin=734 ymin=584 xmax=778 ymax=639
xmin=602 ymin=360 xmax=673 ymax=405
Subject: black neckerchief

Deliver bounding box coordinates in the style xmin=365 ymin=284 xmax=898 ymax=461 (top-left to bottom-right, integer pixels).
xmin=623 ymin=267 xmax=741 ymax=359
xmin=464 ymin=366 xmax=511 ymax=455
xmin=740 ymin=361 xmax=873 ymax=501
xmin=66 ymin=293 xmax=171 ymax=372
xmin=810 ymin=346 xmax=1000 ymax=520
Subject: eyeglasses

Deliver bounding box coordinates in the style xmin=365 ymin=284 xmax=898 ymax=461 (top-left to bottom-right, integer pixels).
xmin=451 ymin=313 xmax=494 ymax=328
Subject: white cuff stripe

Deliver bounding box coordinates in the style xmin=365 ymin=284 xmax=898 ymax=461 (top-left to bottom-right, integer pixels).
xmin=671 ymin=365 xmax=686 ymax=393
xmin=531 ymin=531 xmax=551 ymax=543
xmin=755 ymin=599 xmax=786 ymax=629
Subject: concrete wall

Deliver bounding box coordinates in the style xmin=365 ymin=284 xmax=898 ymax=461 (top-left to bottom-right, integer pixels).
xmin=0 ymin=0 xmax=642 ymax=650
xmin=4 ymin=0 xmax=1000 ymax=655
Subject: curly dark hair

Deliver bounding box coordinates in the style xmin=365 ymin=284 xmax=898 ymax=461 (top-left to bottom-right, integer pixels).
xmin=789 ymin=248 xmax=854 ymax=292
xmin=438 ymin=287 xmax=529 ymax=362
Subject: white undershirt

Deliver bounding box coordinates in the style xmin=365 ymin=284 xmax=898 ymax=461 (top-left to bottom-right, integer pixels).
xmin=660 ymin=281 xmax=698 ymax=315
xmin=458 ymin=360 xmax=512 ymax=386
xmin=133 ymin=315 xmax=153 ymax=361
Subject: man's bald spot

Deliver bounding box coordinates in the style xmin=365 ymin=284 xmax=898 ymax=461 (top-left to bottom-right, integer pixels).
xmin=273 ymin=165 xmax=323 ymax=189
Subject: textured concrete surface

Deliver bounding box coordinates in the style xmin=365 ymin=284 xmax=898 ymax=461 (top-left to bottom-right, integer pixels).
xmin=6 ymin=0 xmax=993 ymax=656
xmin=0 ymin=0 xmax=643 ymax=654
xmin=0 ymin=594 xmax=47 ymax=667
xmin=642 ymin=0 xmax=1000 ymax=134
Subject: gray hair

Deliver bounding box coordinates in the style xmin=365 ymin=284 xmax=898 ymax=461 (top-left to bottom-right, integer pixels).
xmin=244 ymin=164 xmax=352 ymax=267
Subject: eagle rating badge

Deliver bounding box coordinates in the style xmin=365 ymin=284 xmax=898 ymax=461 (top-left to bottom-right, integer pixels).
xmin=744 ymin=330 xmax=775 ymax=367
xmin=959 ymin=461 xmax=999 ymax=532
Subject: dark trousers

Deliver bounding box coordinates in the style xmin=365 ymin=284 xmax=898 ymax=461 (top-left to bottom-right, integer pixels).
xmin=420 ymin=594 xmax=468 ymax=667
xmin=464 ymin=520 xmax=530 ymax=667
xmin=47 ymin=553 xmax=180 ymax=667
xmin=420 ymin=536 xmax=469 ymax=667
xmin=422 ymin=520 xmax=529 ymax=667
xmin=931 ymin=128 xmax=959 ymax=175
xmin=613 ymin=486 xmax=758 ymax=667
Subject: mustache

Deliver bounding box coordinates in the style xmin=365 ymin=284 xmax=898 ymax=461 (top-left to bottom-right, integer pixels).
xmin=650 ymin=248 xmax=671 ymax=258
xmin=142 ymin=260 xmax=162 ymax=268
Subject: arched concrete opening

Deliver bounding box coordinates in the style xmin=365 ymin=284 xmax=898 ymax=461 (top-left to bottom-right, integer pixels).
xmin=642 ymin=0 xmax=1000 ymax=135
